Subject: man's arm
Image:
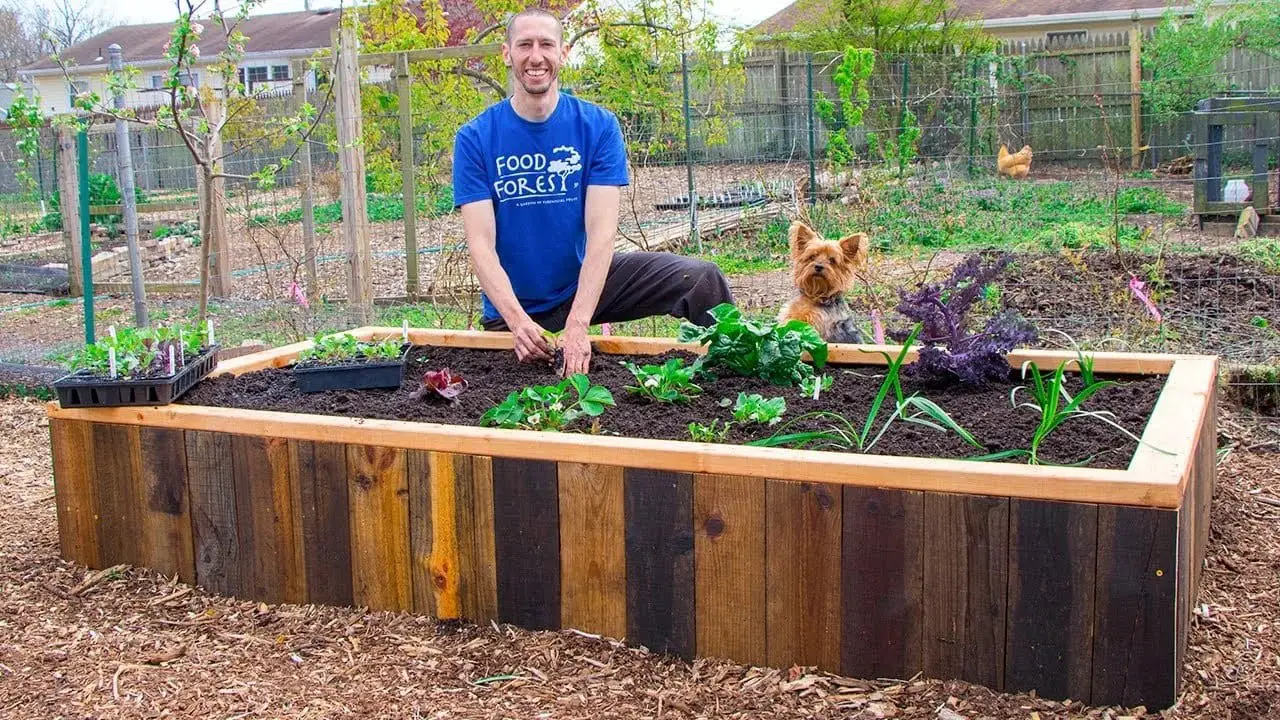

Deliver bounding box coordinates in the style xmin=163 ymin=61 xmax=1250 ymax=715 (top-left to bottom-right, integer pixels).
xmin=558 ymin=185 xmax=621 ymax=375
xmin=460 ymin=200 xmax=551 ymax=362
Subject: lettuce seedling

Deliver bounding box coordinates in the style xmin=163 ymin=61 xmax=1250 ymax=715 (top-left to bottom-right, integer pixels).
xmin=409 ymin=368 xmax=467 ymax=404
xmin=678 ymin=303 xmax=827 ymax=387
xmin=623 ymin=358 xmax=702 ymax=404
xmin=728 ymin=392 xmax=787 ymax=426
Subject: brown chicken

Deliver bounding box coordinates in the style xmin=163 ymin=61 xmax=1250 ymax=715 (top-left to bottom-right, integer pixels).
xmin=997 ymin=144 xmax=1033 ymax=179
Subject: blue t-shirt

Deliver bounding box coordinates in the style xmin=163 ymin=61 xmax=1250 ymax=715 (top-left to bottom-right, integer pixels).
xmin=452 ymin=93 xmax=630 ymax=321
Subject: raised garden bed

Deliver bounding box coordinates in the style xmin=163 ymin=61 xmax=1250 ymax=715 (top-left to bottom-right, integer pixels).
xmin=47 ymin=327 xmax=1217 ymax=710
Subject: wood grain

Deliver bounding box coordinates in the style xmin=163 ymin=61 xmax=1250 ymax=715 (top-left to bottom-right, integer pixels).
xmin=290 ymin=440 xmax=352 ymax=606
xmin=842 ymin=486 xmax=924 ymax=680
xmin=346 ymin=444 xmax=411 ymax=611
xmin=1006 ymin=500 xmax=1098 ymax=701
xmin=50 ymin=418 xmax=100 ymax=568
xmin=407 ymin=449 xmax=437 ymax=616
xmin=136 ymin=427 xmax=195 ymax=583
xmin=186 ymin=431 xmax=239 ymax=595
xmin=625 ymin=468 xmax=695 ymax=660
xmin=492 ymin=458 xmax=560 ymax=630
xmin=558 ymin=462 xmax=626 ymax=639
xmin=92 ymin=423 xmax=142 ymax=568
xmin=766 ymin=480 xmax=842 ymax=671
xmin=922 ymin=493 xmax=1008 ymax=690
xmin=694 ymin=473 xmax=765 ymax=666
xmin=232 ymin=435 xmax=303 ymax=604
xmin=465 ymin=456 xmax=498 ymax=623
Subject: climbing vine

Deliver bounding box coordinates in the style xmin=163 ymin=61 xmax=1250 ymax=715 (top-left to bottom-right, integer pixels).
xmin=814 ymin=47 xmax=875 ymax=167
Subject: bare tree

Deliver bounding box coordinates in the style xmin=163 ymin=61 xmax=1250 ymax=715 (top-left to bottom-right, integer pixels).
xmin=33 ymin=0 xmax=115 ymax=52
xmin=0 ymin=6 xmax=43 ymax=81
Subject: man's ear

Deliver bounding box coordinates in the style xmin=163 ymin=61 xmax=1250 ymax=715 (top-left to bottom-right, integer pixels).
xmin=789 ymin=220 xmax=818 ymax=259
xmin=839 ymin=232 xmax=869 ymax=266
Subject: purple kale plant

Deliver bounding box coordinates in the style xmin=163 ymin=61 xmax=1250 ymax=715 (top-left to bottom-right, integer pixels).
xmin=891 ymin=253 xmax=1038 ymax=385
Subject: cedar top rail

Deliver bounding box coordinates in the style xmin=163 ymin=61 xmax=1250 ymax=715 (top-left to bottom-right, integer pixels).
xmin=46 ymin=328 xmax=1219 ymax=509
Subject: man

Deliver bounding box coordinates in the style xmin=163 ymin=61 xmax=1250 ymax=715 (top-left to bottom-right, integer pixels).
xmin=452 ymin=8 xmax=734 ymax=377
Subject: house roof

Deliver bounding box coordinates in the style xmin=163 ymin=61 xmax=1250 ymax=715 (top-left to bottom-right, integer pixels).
xmin=754 ymin=0 xmax=1173 ymax=36
xmin=23 ymin=8 xmax=345 ymax=73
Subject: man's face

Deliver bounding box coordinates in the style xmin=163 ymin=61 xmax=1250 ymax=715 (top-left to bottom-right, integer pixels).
xmin=503 ymin=15 xmax=568 ymax=97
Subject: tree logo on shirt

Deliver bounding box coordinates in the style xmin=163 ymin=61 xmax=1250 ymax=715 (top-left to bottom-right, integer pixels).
xmin=493 ymin=145 xmax=583 ymax=203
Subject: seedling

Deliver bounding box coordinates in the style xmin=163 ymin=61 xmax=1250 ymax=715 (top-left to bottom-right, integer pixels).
xmin=480 ymin=374 xmax=614 ymax=432
xmin=623 ymin=358 xmax=702 ymax=404
xmin=297 ymin=333 xmax=402 ymax=365
xmin=409 ymin=368 xmax=468 ymax=404
xmin=678 ymin=303 xmax=827 ymax=386
xmin=799 ymin=374 xmax=833 ymax=400
xmin=688 ymin=419 xmax=732 ymax=443
xmin=64 ymin=322 xmax=212 ymax=378
xmin=726 ymin=392 xmax=787 ymax=426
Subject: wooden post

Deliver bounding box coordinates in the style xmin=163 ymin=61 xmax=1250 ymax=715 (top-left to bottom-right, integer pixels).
xmin=200 ymin=89 xmax=232 ymax=297
xmin=108 ymin=43 xmax=149 ymax=328
xmin=397 ymin=52 xmax=418 ymax=300
xmin=336 ymin=25 xmax=372 ymax=323
xmin=1130 ymin=22 xmax=1143 ymax=170
xmin=57 ymin=126 xmax=84 ymax=297
xmin=292 ymin=61 xmax=318 ymax=300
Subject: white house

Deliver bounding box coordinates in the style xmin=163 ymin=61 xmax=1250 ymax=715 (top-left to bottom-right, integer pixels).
xmin=19 ymin=8 xmax=346 ymax=115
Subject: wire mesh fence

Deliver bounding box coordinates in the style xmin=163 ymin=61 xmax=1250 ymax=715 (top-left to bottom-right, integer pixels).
xmin=0 ymin=35 xmax=1277 ymax=412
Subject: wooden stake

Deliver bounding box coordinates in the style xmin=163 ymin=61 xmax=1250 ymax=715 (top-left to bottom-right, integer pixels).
xmin=335 ymin=25 xmax=372 ymax=324
xmin=398 ymin=53 xmax=419 ymax=300
xmin=1130 ymin=21 xmax=1143 ymax=170
xmin=57 ymin=126 xmax=84 ymax=297
xmin=292 ymin=61 xmax=319 ymax=301
xmin=201 ymin=90 xmax=231 ymax=297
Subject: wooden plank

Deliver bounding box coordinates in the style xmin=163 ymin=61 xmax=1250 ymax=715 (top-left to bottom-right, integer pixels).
xmin=558 ymin=462 xmax=627 ymax=639
xmin=50 ymin=418 xmax=100 ymax=568
xmin=1133 ymin=357 xmax=1217 ymax=488
xmin=463 ymin=455 xmax=498 ymax=623
xmin=441 ymin=452 xmax=468 ymax=620
xmin=346 ymin=444 xmax=411 ymax=611
xmin=57 ymin=127 xmax=83 ymax=297
xmin=766 ymin=480 xmax=842 ymax=670
xmin=54 ymin=401 xmax=1183 ymax=508
xmin=92 ymin=423 xmax=142 ymax=567
xmin=136 ymin=427 xmax=195 ymax=583
xmin=1005 ymin=500 xmax=1097 ymax=701
xmin=492 ymin=458 xmax=560 ymax=630
xmin=842 ymin=486 xmax=923 ymax=680
xmin=358 ymin=42 xmax=502 ymax=67
xmin=232 ymin=435 xmax=303 ymax=604
xmin=922 ymin=493 xmax=1008 ymax=690
xmin=289 ymin=440 xmax=352 ymax=606
xmin=1092 ymin=506 xmax=1179 ymax=708
xmin=88 ymin=200 xmax=200 ymax=215
xmin=625 ymin=468 xmax=695 ymax=660
xmin=694 ymin=473 xmax=766 ymax=666
xmin=407 ymin=449 xmax=438 ymax=616
xmin=186 ymin=431 xmax=239 ymax=595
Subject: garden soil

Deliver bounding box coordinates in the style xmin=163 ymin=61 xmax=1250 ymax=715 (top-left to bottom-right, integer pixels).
xmin=181 ymin=346 xmax=1163 ymax=470
xmin=1 ymin=397 xmax=1277 ymax=718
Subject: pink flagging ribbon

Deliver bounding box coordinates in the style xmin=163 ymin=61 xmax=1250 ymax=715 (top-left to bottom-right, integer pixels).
xmin=1129 ymin=276 xmax=1162 ymax=323
xmin=871 ymin=309 xmax=885 ymax=344
xmin=601 ymin=322 xmax=613 ymax=336
xmin=287 ymin=280 xmax=308 ymax=309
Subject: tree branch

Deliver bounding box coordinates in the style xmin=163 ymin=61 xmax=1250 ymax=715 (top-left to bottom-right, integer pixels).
xmin=456 ymin=65 xmax=505 ymax=98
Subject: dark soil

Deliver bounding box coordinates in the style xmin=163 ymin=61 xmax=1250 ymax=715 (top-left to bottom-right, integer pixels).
xmin=181 ymin=346 xmax=1165 ymax=469
xmin=1000 ymin=251 xmax=1280 ymax=361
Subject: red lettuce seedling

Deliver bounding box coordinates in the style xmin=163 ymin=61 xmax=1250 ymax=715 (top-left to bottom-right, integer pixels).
xmin=411 ymin=368 xmax=468 ymax=403
xmin=891 ymin=253 xmax=1037 ymax=385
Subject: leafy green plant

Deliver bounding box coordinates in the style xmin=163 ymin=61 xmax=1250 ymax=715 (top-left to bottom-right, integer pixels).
xmin=800 ymin=374 xmax=833 ymax=399
xmin=688 ymin=419 xmax=732 ymax=443
xmin=677 ymin=304 xmax=827 ymax=386
xmin=297 ymin=333 xmax=403 ymax=364
xmin=748 ymin=325 xmax=979 ymax=452
xmin=868 ymin=107 xmax=922 ymax=178
xmin=727 ymin=393 xmax=787 ymax=426
xmin=814 ymin=47 xmax=875 ymax=167
xmin=623 ymin=358 xmax=702 ymax=404
xmin=64 ymin=322 xmax=212 ymax=378
xmin=480 ymin=374 xmax=615 ymax=432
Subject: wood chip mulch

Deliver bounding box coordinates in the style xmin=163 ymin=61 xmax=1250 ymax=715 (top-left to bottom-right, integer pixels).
xmin=1 ymin=398 xmax=1276 ymax=719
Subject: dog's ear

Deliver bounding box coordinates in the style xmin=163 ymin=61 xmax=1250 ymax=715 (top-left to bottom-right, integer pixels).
xmin=789 ymin=221 xmax=818 ymax=257
xmin=838 ymin=232 xmax=869 ymax=267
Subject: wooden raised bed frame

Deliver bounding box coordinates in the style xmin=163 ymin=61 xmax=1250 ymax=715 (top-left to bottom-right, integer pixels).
xmin=48 ymin=328 xmax=1217 ymax=709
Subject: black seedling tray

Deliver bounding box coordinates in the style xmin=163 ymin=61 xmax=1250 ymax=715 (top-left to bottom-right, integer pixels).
xmin=293 ymin=354 xmax=407 ymax=393
xmin=54 ymin=345 xmax=220 ymax=408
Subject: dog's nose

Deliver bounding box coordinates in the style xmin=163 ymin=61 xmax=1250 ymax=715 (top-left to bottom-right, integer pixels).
xmin=813 ymin=264 xmax=825 ymax=273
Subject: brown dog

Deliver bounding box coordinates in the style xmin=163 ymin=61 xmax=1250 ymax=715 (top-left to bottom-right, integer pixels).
xmin=777 ymin=220 xmax=868 ymax=343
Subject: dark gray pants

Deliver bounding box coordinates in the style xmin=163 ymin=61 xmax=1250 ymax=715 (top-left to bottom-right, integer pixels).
xmin=482 ymin=252 xmax=733 ymax=332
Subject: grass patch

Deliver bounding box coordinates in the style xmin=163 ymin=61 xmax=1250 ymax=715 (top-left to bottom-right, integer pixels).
xmin=692 ymin=216 xmax=790 ymax=276
xmin=249 ymin=185 xmax=455 ymax=228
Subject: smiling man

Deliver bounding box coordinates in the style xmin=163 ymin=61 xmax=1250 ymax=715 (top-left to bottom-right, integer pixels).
xmin=452 ymin=8 xmax=734 ymax=376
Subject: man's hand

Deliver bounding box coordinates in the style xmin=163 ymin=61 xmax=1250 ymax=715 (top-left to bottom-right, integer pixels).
xmin=511 ymin=318 xmax=553 ymax=363
xmin=560 ymin=324 xmax=592 ymax=377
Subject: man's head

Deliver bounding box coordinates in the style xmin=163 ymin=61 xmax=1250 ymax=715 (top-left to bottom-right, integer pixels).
xmin=502 ymin=9 xmax=569 ymax=97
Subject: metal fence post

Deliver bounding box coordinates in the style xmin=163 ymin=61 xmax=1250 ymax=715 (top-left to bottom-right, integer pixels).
xmin=899 ymin=56 xmax=910 ymax=137
xmin=77 ymin=128 xmax=94 ymax=344
xmin=968 ymin=58 xmax=979 ymax=176
xmin=682 ymin=50 xmax=699 ymax=252
xmin=807 ymin=53 xmax=816 ymax=207
xmin=108 ymin=43 xmax=148 ymax=328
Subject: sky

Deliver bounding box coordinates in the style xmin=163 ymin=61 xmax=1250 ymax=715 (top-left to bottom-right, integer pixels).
xmin=115 ymin=0 xmax=794 ymax=31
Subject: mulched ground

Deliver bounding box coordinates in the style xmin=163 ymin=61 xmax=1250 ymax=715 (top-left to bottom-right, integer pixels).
xmin=2 ymin=397 xmax=1277 ymax=718
xmin=180 ymin=346 xmax=1163 ymax=470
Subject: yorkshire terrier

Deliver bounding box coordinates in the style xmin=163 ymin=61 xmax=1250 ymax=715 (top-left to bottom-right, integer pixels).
xmin=777 ymin=220 xmax=868 ymax=343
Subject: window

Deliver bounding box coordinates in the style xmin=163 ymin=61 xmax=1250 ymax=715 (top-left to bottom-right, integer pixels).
xmin=271 ymin=65 xmax=290 ymax=80
xmin=1045 ymin=30 xmax=1087 ymax=45
xmin=247 ymin=66 xmax=268 ymax=83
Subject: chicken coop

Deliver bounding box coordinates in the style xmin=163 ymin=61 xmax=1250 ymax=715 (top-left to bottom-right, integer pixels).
xmin=1192 ymin=95 xmax=1279 ymax=227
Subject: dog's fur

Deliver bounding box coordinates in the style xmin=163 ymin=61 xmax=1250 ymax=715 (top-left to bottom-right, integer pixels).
xmin=777 ymin=221 xmax=867 ymax=343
